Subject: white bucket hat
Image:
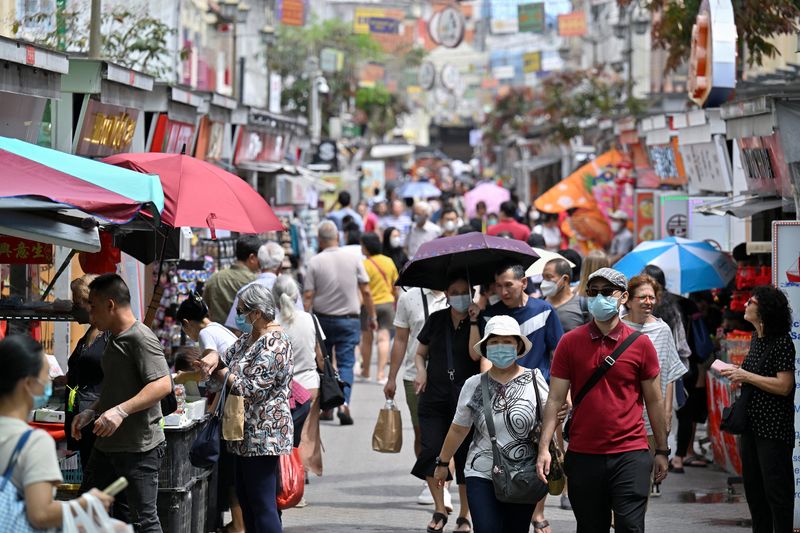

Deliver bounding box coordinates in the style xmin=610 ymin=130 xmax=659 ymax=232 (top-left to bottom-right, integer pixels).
xmin=473 ymin=315 xmax=533 ymax=357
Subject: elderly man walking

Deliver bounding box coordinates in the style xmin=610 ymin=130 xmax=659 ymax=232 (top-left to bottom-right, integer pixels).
xmin=537 ymin=268 xmax=669 ymax=533
xmin=304 ymin=220 xmax=377 ymax=425
xmin=407 ymin=201 xmax=442 ymax=258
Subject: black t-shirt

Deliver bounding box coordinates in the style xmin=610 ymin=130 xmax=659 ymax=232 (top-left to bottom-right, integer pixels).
xmin=417 ymin=308 xmax=480 ymax=407
xmin=742 ymin=334 xmax=796 ymax=446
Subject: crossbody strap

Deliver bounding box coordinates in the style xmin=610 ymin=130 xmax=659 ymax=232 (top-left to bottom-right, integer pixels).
xmin=571 ymin=331 xmax=642 ymax=412
xmin=445 ymin=318 xmax=455 ymax=382
xmin=480 ymin=373 xmax=499 ymax=448
xmin=420 ymin=289 xmax=430 ymax=321
xmin=1 ymin=429 xmax=34 ymax=485
xmin=366 ymin=257 xmax=391 ymax=292
xmin=311 ymin=314 xmax=331 ymax=361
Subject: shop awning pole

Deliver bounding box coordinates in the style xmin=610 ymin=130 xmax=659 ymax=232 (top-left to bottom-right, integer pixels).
xmin=41 ymin=249 xmax=77 ymax=300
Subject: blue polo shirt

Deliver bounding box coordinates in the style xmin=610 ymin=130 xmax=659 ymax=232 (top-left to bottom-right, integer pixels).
xmin=481 ymin=297 xmax=564 ymax=381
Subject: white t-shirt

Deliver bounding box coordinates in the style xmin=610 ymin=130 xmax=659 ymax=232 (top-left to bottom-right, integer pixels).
xmin=278 ymin=311 xmax=324 ymax=390
xmin=393 ymin=288 xmax=448 ymax=381
xmin=452 ymin=369 xmax=549 ymax=481
xmin=198 ymin=322 xmax=238 ymax=355
xmin=0 ymin=417 xmax=62 ymax=492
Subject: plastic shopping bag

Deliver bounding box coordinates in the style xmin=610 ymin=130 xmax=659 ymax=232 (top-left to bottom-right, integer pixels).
xmin=277 ymin=448 xmax=305 ymax=510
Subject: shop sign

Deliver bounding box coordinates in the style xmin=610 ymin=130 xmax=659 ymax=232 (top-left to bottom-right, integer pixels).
xmin=434 ymin=7 xmax=466 ymax=48
xmin=0 ymin=236 xmax=53 ymax=264
xmin=75 ymin=99 xmax=139 ymax=157
xmin=312 ymin=139 xmax=338 ymax=171
xmin=659 ymin=193 xmax=688 ymax=239
xmin=368 ymin=18 xmax=400 ymax=34
xmin=419 ymin=61 xmax=436 ymax=90
xmin=279 ymin=0 xmax=305 ymax=27
xmin=679 ymin=137 xmax=733 ymax=193
xmin=688 ymin=0 xmax=736 ymax=108
xmin=151 ymin=115 xmax=195 ymax=154
xmin=771 ymin=221 xmax=800 ymax=528
xmin=235 ymin=129 xmax=285 ymax=165
xmin=633 ymin=190 xmax=655 ymax=245
xmin=557 ymin=11 xmax=587 ymax=37
xmin=320 ymin=48 xmax=344 ymax=73
xmin=518 ymin=3 xmax=545 ymax=33
xmin=523 ymin=51 xmax=541 ymax=74
xmin=354 ymin=8 xmax=404 ymax=35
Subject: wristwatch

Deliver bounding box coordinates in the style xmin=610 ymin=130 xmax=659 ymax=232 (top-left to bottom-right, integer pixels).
xmin=435 ymin=456 xmax=450 ymax=467
xmin=654 ymin=448 xmax=671 ymax=457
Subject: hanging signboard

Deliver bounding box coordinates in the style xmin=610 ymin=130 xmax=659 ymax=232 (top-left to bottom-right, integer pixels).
xmin=557 ymin=11 xmax=587 ymax=37
xmin=679 ymin=136 xmax=733 ymax=193
xmin=74 ymin=99 xmax=140 ymax=157
xmin=518 ymin=3 xmax=545 ymax=33
xmin=633 ymin=189 xmax=656 ymax=245
xmin=435 ymin=6 xmax=466 ymax=48
xmin=771 ymin=221 xmax=800 ymax=529
xmin=0 ymin=236 xmax=53 ymax=264
xmin=688 ymin=0 xmax=736 ymax=108
xmin=150 ymin=115 xmax=195 ymax=154
xmin=523 ymin=51 xmax=542 ymax=74
xmin=279 ymin=0 xmax=305 ymax=27
xmin=354 ymin=8 xmax=404 ymax=35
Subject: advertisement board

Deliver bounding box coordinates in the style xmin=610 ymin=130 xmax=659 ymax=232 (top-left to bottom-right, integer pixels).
xmin=74 ymin=98 xmax=140 ymax=157
xmin=518 ymin=3 xmax=545 ymax=33
xmin=771 ymin=221 xmax=800 ymax=529
xmin=557 ymin=11 xmax=587 ymax=36
xmin=658 ymin=193 xmax=688 ymax=239
xmin=633 ymin=189 xmax=656 ymax=245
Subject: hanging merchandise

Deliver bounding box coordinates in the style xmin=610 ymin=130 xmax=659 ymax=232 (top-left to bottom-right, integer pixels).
xmin=78 ymin=231 xmax=121 ymax=274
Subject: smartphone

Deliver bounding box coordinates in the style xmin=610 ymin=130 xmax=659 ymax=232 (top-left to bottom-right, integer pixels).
xmin=103 ymin=477 xmax=128 ymax=497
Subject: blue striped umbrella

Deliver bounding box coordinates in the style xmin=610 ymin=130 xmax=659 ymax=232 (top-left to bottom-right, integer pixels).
xmin=612 ymin=237 xmax=736 ymax=294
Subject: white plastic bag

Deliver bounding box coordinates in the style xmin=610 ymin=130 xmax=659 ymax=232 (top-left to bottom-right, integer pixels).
xmin=66 ymin=493 xmax=133 ymax=533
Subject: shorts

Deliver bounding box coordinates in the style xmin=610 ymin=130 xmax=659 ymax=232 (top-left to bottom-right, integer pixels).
xmin=360 ymin=302 xmax=396 ymax=331
xmin=403 ymin=379 xmax=419 ymax=428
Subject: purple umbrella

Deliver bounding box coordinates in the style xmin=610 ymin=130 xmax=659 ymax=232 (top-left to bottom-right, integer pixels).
xmin=396 ymin=233 xmax=539 ymax=290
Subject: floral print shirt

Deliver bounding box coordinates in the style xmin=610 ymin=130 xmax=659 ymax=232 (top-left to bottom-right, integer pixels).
xmin=222 ymin=329 xmax=294 ymax=457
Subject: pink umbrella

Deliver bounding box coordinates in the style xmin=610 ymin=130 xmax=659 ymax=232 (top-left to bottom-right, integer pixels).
xmin=463 ymin=181 xmax=511 ymax=218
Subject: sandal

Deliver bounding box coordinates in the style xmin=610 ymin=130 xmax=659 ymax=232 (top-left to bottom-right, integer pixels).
xmin=455 ymin=517 xmax=472 ymax=532
xmin=533 ymin=520 xmax=551 ymax=531
xmin=426 ymin=512 xmax=448 ymax=533
xmin=684 ymin=455 xmax=709 ymax=467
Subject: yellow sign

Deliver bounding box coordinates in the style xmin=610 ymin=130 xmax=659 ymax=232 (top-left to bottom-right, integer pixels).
xmin=523 ymin=51 xmax=541 ymax=73
xmin=84 ymin=112 xmax=136 ymax=150
xmin=353 ymin=7 xmax=404 ymax=34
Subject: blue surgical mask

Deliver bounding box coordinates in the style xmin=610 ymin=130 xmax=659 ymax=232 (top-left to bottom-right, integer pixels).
xmin=486 ymin=344 xmax=518 ymax=369
xmin=235 ymin=313 xmax=253 ymax=334
xmin=449 ymin=294 xmax=471 ymax=313
xmin=32 ymin=379 xmax=52 ymax=410
xmin=588 ymin=295 xmax=620 ymax=321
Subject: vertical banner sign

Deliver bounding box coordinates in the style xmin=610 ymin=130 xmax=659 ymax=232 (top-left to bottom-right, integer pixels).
xmin=279 ymin=0 xmax=305 ymax=27
xmin=633 ymin=190 xmax=655 ymax=245
xmin=557 ymin=11 xmax=587 ymax=37
xmin=518 ymin=3 xmax=545 ymax=33
xmin=771 ymin=221 xmax=800 ymax=529
xmin=523 ymin=51 xmax=542 ymax=73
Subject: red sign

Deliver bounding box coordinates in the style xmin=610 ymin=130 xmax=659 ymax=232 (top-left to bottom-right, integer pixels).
xmin=280 ymin=0 xmax=305 ymax=26
xmin=0 ymin=236 xmax=53 ymax=264
xmin=25 ymin=45 xmax=35 ymax=65
xmin=557 ymin=11 xmax=587 ymax=37
xmin=150 ymin=114 xmax=196 ymax=154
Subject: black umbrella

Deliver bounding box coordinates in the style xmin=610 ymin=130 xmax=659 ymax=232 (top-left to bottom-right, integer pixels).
xmin=396 ymin=233 xmax=539 ymax=291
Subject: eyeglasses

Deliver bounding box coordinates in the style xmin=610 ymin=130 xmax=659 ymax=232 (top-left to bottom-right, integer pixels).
xmin=586 ymin=287 xmax=621 ymax=297
xmin=634 ymin=295 xmax=656 ymax=303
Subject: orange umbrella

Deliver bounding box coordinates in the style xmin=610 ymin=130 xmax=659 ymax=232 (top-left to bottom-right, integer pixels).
xmin=534 ymin=149 xmax=624 ymax=214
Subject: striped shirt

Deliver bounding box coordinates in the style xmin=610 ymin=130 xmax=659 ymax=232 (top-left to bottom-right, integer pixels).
xmin=481 ymin=297 xmax=564 ymax=380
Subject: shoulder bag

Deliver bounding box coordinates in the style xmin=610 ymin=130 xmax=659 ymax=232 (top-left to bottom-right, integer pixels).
xmin=563 ymin=331 xmax=641 ymax=441
xmin=721 ymin=339 xmax=773 ymax=434
xmin=481 ymin=372 xmax=549 ymax=504
xmin=313 ymin=315 xmax=346 ymax=410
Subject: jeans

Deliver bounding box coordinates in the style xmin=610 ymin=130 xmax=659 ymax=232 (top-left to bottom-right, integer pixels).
xmin=316 ymin=315 xmax=360 ymax=404
xmin=565 ymin=449 xmax=652 ymax=533
xmin=234 ymin=454 xmax=282 ymax=533
xmin=740 ymin=432 xmax=794 ymax=533
xmin=81 ymin=442 xmax=165 ymax=533
xmin=465 ymin=477 xmax=535 ymax=533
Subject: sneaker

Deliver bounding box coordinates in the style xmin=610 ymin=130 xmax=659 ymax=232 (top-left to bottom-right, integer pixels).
xmin=443 ymin=487 xmax=453 ymax=513
xmin=560 ymin=493 xmax=572 ymax=510
xmin=417 ymin=484 xmax=434 ymax=505
xmin=295 ymin=497 xmax=308 ymax=508
xmin=650 ymin=482 xmax=662 ymax=497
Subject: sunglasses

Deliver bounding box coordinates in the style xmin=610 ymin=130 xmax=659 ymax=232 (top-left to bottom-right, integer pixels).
xmin=586 ymin=287 xmax=621 ymax=297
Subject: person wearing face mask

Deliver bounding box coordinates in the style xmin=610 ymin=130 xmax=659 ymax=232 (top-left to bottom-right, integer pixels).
xmin=383 ymin=226 xmax=409 ymax=272
xmin=434 ymin=316 xmax=552 ymax=533
xmin=0 ymin=335 xmax=114 ymax=530
xmin=608 ymin=210 xmax=634 ymax=264
xmin=65 ymin=274 xmax=108 ymax=472
xmin=537 ymin=268 xmax=669 ymax=533
xmin=408 ymin=201 xmax=443 ymax=258
xmin=412 ymin=275 xmax=481 ymax=533
xmin=541 ymin=258 xmax=589 ymax=333
xmin=439 ymin=207 xmax=460 ymax=237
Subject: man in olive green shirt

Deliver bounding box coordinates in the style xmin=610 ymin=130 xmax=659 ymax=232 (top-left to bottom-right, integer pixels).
xmin=203 ymin=235 xmax=262 ymax=323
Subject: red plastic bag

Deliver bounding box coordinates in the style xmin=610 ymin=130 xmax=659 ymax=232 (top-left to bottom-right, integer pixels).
xmin=276 ymin=448 xmax=304 ymax=509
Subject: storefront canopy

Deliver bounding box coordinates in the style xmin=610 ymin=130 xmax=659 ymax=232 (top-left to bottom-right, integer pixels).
xmin=693 ymin=195 xmax=787 ymax=218
xmin=0 ymin=137 xmax=164 ymax=223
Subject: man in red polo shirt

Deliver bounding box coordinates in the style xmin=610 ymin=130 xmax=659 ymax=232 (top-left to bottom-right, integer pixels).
xmin=536 ymin=268 xmax=669 ymax=533
xmin=487 ymin=201 xmax=531 ymax=241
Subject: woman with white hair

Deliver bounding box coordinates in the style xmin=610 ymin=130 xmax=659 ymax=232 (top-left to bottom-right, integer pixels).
xmin=215 ymin=283 xmax=293 ymax=532
xmin=273 ymin=275 xmax=325 ymax=476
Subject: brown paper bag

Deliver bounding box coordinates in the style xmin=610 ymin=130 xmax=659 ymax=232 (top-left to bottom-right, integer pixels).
xmin=222 ymin=394 xmax=245 ymax=441
xmin=371 ymin=401 xmax=402 ymax=453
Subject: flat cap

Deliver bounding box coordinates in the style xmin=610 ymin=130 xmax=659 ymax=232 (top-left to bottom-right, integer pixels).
xmin=587 ymin=267 xmax=628 ymax=291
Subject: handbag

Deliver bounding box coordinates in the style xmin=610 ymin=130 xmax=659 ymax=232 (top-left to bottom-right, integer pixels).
xmin=563 ymin=332 xmax=641 ymax=441
xmin=721 ymin=339 xmax=773 ymax=434
xmin=276 ymin=448 xmax=305 ymax=510
xmin=481 ymin=372 xmax=548 ymax=505
xmin=371 ymin=399 xmax=403 ymax=453
xmin=313 ymin=315 xmax=346 ymax=411
xmin=531 ymin=373 xmax=564 ymax=495
xmin=222 ymin=391 xmax=245 ymax=441
xmin=190 ymin=384 xmax=226 ymax=468
xmin=0 ymin=430 xmax=48 ymax=533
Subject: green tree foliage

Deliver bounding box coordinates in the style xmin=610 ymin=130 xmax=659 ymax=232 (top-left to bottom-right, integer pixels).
xmin=631 ymin=0 xmax=800 ymax=73
xmin=12 ymin=7 xmax=185 ymax=79
xmin=355 ymin=84 xmax=408 ymax=140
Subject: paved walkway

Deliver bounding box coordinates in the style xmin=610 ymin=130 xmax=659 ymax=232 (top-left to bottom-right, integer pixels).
xmin=282 ymin=375 xmax=752 ymax=533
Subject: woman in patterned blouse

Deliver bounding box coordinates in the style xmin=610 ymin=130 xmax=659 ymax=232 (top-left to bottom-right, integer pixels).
xmin=217 ymin=283 xmax=293 ymax=533
xmin=721 ymin=285 xmax=795 ymax=533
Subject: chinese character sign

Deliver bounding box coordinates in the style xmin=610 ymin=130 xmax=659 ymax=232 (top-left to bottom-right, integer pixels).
xmin=557 ymin=11 xmax=587 ymax=36
xmin=0 ymin=236 xmax=53 ymax=264
xmin=518 ymin=3 xmax=545 ymax=33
